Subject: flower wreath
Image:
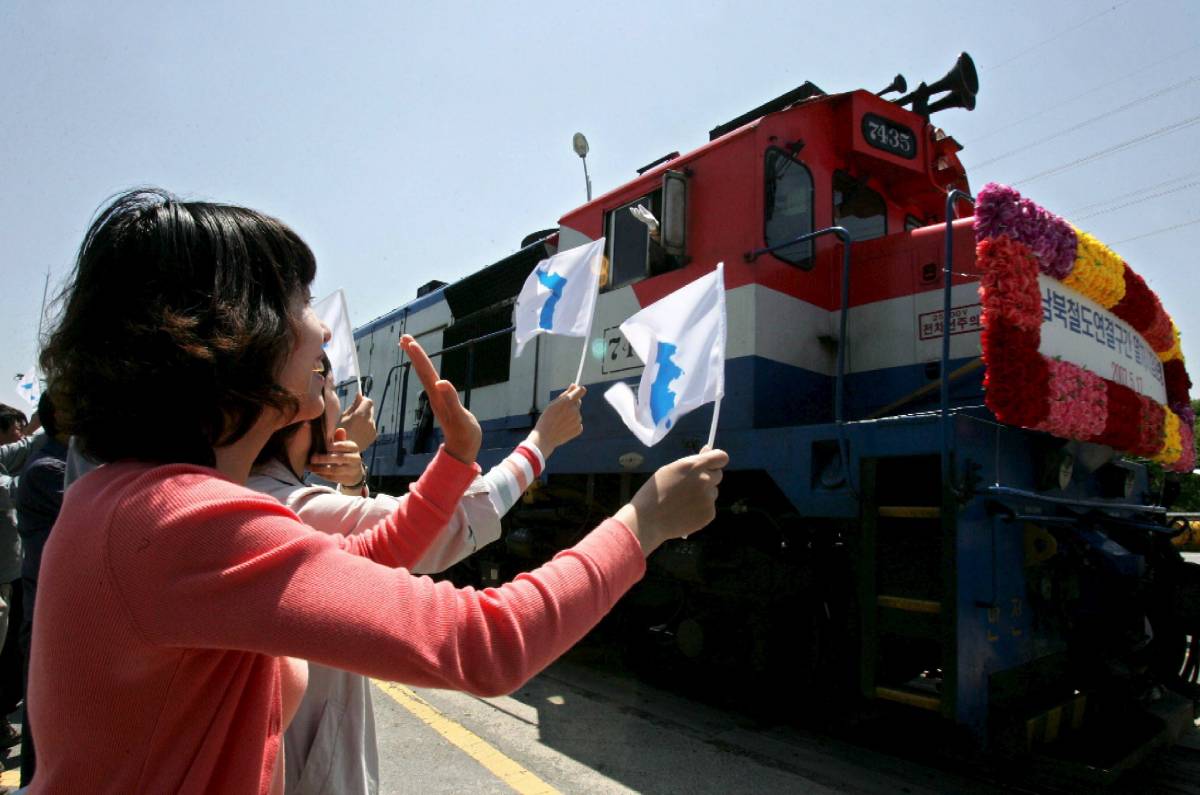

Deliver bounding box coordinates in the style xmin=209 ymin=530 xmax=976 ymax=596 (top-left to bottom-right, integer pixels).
xmin=974 ymin=183 xmax=1194 ymax=473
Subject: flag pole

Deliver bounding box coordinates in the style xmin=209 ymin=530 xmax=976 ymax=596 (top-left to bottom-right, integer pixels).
xmin=706 ymin=397 xmax=721 ymax=449
xmin=573 ymin=338 xmax=588 ymax=387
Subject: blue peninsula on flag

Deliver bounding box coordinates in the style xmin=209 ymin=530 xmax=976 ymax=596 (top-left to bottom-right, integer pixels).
xmin=604 ymin=263 xmax=726 ymax=446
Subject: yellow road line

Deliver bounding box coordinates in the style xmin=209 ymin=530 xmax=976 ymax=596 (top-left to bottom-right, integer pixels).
xmin=373 ymin=680 xmax=561 ymax=795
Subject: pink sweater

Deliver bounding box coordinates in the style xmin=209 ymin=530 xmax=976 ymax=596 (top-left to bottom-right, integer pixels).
xmin=28 ymin=449 xmax=645 ymax=794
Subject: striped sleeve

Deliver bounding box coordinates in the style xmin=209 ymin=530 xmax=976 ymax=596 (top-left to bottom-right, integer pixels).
xmin=482 ymin=439 xmax=545 ymax=518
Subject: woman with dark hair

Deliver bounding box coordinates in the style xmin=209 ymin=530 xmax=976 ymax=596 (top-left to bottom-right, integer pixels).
xmin=29 ymin=189 xmax=727 ymax=793
xmin=250 ymin=355 xmax=587 ymax=794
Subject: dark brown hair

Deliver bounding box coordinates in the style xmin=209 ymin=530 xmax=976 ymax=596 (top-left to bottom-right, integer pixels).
xmin=0 ymin=404 xmax=26 ymax=436
xmin=40 ymin=188 xmax=317 ymax=466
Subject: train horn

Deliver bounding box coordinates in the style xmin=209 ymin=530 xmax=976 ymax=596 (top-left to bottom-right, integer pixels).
xmin=895 ymin=52 xmax=978 ymax=117
xmin=875 ymin=73 xmax=907 ymax=98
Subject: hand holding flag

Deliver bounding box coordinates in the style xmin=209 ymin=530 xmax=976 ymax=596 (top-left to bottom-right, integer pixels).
xmin=604 ymin=263 xmax=727 ymax=447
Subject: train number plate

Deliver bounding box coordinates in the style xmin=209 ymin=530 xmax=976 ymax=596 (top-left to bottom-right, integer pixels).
xmin=601 ymin=326 xmax=643 ymax=374
xmin=862 ymin=113 xmax=917 ymax=159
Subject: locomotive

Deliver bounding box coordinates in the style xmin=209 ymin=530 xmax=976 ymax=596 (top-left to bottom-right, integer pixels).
xmin=349 ymin=53 xmax=1200 ymax=770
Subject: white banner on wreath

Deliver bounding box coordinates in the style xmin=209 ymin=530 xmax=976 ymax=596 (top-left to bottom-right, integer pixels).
xmin=1037 ymin=275 xmax=1165 ymax=404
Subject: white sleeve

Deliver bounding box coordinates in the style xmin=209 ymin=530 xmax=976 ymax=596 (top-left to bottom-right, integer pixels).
xmin=287 ymin=485 xmax=486 ymax=575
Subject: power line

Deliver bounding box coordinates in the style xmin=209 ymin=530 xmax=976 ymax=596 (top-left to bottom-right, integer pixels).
xmin=1065 ymin=170 xmax=1200 ymax=214
xmin=1115 ymin=217 xmax=1200 ymax=244
xmin=1074 ymin=181 xmax=1200 ymax=220
xmin=971 ymin=77 xmax=1198 ymax=169
xmin=1013 ymin=113 xmax=1200 ymax=185
xmin=969 ymin=42 xmax=1199 ymax=145
xmin=984 ymin=0 xmax=1137 ymax=71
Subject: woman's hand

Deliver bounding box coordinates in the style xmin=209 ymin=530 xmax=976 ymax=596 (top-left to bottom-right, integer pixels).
xmin=309 ymin=428 xmax=366 ymax=487
xmin=338 ymin=393 xmax=378 ymax=450
xmin=528 ymin=384 xmax=585 ymax=459
xmin=400 ymin=335 xmax=482 ymax=465
xmin=614 ymin=448 xmax=728 ymax=557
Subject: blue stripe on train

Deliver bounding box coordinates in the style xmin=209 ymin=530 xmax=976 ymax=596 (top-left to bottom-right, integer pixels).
xmin=365 ymin=354 xmax=983 ymax=479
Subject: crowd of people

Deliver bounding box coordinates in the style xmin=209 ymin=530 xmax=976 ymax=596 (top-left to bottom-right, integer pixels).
xmin=3 ymin=188 xmax=727 ymax=794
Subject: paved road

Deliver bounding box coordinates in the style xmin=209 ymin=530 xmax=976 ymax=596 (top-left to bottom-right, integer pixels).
xmin=372 ymin=657 xmax=1020 ymax=794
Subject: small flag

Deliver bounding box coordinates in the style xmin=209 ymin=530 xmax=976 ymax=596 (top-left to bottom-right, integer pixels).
xmin=14 ymin=365 xmax=41 ymax=411
xmin=513 ymin=238 xmax=605 ymax=357
xmin=604 ymin=263 xmax=726 ymax=446
xmin=313 ymin=289 xmax=361 ymax=390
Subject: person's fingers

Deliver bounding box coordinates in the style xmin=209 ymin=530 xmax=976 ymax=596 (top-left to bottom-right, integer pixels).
xmin=401 ymin=335 xmax=444 ymax=398
xmin=565 ymin=384 xmax=586 ymax=402
xmin=344 ymin=394 xmax=363 ymax=414
xmin=334 ymin=427 xmax=347 ymax=442
xmin=694 ymin=448 xmax=729 ymax=470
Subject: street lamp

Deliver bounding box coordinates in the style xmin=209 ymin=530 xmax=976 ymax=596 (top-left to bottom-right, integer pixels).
xmin=572 ymin=132 xmax=592 ymax=202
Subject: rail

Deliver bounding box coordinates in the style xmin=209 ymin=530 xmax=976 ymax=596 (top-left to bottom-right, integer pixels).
xmin=746 ymin=226 xmax=853 ymax=486
xmin=941 ymin=189 xmax=975 ymax=492
xmin=745 ymin=226 xmax=852 ymax=426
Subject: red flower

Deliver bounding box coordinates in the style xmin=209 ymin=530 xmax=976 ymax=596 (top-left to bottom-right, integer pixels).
xmin=1091 ymin=381 xmax=1143 ymax=451
xmin=1111 ymin=267 xmax=1157 ymax=334
xmin=977 ymin=236 xmax=1042 ymax=331
xmin=1164 ymin=359 xmax=1193 ymax=407
xmin=1132 ymin=396 xmax=1166 ymax=457
xmin=982 ymin=320 xmax=1048 ymax=427
xmin=1143 ymin=307 xmax=1174 ymax=352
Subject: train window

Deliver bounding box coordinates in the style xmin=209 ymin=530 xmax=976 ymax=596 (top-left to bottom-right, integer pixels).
xmin=441 ymin=301 xmax=513 ymax=390
xmin=604 ymin=191 xmax=663 ymax=290
xmin=833 ymin=171 xmax=887 ymax=242
xmin=905 ymin=214 xmax=924 ymax=232
xmin=763 ymin=147 xmax=814 ymax=268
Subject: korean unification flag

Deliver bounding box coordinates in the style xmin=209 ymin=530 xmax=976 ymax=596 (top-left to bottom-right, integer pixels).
xmin=513 ymin=238 xmax=605 ymax=357
xmin=14 ymin=365 xmax=40 ymax=411
xmin=604 ymin=263 xmax=727 ymax=446
xmin=313 ymin=289 xmax=361 ymax=390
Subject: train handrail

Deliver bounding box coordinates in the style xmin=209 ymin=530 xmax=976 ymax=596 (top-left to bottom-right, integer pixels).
xmin=745 ymin=226 xmax=852 ymax=425
xmin=941 ymin=189 xmax=975 ymax=492
xmin=746 ymin=226 xmax=853 ymax=488
xmin=983 ymin=484 xmax=1168 ymax=516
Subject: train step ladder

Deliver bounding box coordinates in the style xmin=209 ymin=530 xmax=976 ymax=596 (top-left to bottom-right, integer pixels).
xmin=858 ymin=458 xmax=956 ymax=718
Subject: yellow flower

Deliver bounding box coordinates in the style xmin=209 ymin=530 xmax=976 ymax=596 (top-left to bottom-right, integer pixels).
xmin=1152 ymin=408 xmax=1183 ymax=465
xmin=1063 ymin=230 xmax=1125 ymax=308
xmin=1157 ymin=321 xmax=1183 ymax=363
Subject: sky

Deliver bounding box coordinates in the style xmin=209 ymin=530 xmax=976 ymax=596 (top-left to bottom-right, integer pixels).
xmin=2 ymin=0 xmax=1198 ymax=407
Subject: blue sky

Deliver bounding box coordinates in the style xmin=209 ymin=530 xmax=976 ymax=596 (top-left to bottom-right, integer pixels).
xmin=2 ymin=0 xmax=1198 ymax=407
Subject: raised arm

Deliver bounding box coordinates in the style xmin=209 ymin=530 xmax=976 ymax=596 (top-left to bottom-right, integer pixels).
xmin=112 ymin=449 xmax=727 ymax=697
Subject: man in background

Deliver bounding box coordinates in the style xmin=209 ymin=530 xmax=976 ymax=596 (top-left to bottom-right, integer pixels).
xmin=15 ymin=393 xmax=66 ymax=784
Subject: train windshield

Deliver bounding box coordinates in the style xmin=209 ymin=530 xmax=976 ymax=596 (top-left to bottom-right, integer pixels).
xmin=605 ymin=191 xmax=663 ymax=290
xmin=833 ymin=171 xmax=887 ymax=241
xmin=763 ymin=147 xmax=814 ymax=268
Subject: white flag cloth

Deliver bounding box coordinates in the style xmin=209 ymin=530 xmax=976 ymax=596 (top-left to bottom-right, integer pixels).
xmin=14 ymin=365 xmax=40 ymax=411
xmin=313 ymin=289 xmax=361 ymax=389
xmin=604 ymin=263 xmax=726 ymax=446
xmin=513 ymin=238 xmax=605 ymax=357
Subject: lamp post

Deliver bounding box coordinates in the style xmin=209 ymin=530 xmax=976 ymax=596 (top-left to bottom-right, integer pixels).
xmin=572 ymin=132 xmax=592 ymax=202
